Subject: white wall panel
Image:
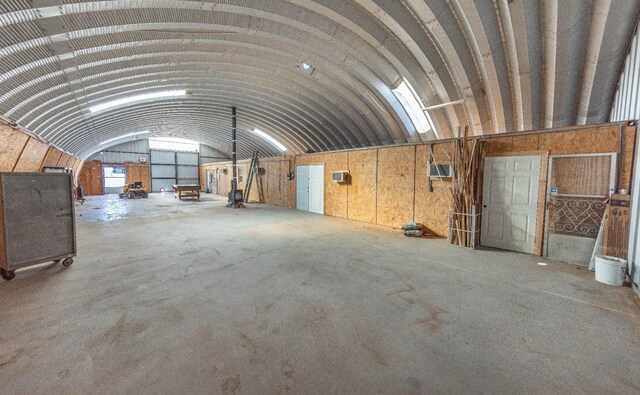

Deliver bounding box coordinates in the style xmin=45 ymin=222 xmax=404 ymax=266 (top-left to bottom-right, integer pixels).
xmin=612 ymin=20 xmax=640 ymax=289
xmin=176 ymin=152 xmax=199 ymax=166
xmin=611 ymin=25 xmax=640 ymax=122
xmin=150 ymin=150 xmax=176 ymax=165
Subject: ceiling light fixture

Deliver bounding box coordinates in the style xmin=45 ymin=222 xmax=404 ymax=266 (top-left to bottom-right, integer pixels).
xmin=99 ymin=131 xmax=150 ymax=146
xmin=301 ymin=62 xmax=311 ymax=70
xmin=392 ymin=79 xmax=435 ymax=135
xmin=252 ymin=129 xmax=287 ymax=152
xmin=89 ymin=90 xmax=187 ymax=113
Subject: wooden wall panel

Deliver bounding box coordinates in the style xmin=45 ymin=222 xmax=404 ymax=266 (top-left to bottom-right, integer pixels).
xmin=13 ymin=138 xmax=49 ymax=172
xmin=376 ymin=146 xmax=415 ymax=228
xmin=70 ymin=158 xmax=80 ymax=173
xmin=199 ymin=165 xmax=207 ymax=192
xmin=620 ymin=124 xmax=636 ymax=190
xmin=256 ymin=157 xmax=295 ymax=208
xmin=414 ymin=144 xmax=454 ymax=236
xmin=77 ymin=160 xmax=103 ymax=196
xmin=282 ymin=158 xmax=296 ymax=208
xmin=198 ymin=123 xmax=637 ymax=247
xmin=264 ymin=160 xmax=283 ymax=205
xmin=65 ymin=155 xmax=76 ymax=168
xmin=295 ymin=153 xmax=324 ymax=166
xmin=56 ymin=153 xmax=69 ymax=167
xmin=42 ymin=148 xmax=63 ymax=168
xmin=1 ymin=125 xmax=81 ymax=177
xmin=218 ymin=166 xmax=231 ymax=197
xmin=126 ymin=163 xmax=151 ymax=191
xmin=540 ymin=126 xmax=619 ymax=154
xmin=346 ymin=150 xmax=377 ymax=224
xmin=0 ymin=125 xmax=29 ymax=171
xmin=551 ymin=156 xmax=612 ymax=196
xmin=73 ymin=159 xmax=84 ymax=178
xmin=323 ymin=152 xmax=348 ymax=218
xmin=485 ymin=137 xmax=513 ymax=155
xmin=512 ymin=134 xmax=541 ymax=152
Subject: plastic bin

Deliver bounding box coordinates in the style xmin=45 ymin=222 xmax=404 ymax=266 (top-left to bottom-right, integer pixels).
xmin=594 ymin=255 xmax=627 ymax=286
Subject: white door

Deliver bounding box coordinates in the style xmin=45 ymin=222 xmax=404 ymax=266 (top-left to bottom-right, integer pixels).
xmin=308 ymin=165 xmax=324 ymax=214
xmin=211 ymin=169 xmax=217 ymax=194
xmin=481 ymin=155 xmax=541 ymax=254
xmin=296 ymin=166 xmax=309 ymax=211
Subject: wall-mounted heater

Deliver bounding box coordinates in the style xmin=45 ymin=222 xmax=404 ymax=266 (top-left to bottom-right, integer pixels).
xmin=331 ymin=171 xmax=349 ymax=183
xmin=428 ymin=163 xmax=452 ymax=178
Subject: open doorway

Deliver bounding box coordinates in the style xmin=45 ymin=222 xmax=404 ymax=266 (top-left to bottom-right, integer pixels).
xmin=103 ymin=165 xmax=126 ymax=194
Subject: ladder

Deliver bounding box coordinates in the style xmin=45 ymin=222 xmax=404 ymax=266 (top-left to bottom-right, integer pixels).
xmin=244 ymin=150 xmax=259 ymax=203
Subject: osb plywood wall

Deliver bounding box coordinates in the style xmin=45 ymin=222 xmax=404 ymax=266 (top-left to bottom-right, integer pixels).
xmin=0 ymin=124 xmax=82 ymax=175
xmin=77 ymin=160 xmax=152 ymax=196
xmin=77 ymin=160 xmax=103 ymax=196
xmin=126 ymin=163 xmax=151 ymax=192
xmin=551 ymin=156 xmax=612 ymax=196
xmin=202 ymin=123 xmax=637 ymax=245
xmin=200 ymin=156 xmax=295 ymax=208
xmin=484 ymin=124 xmax=636 ymax=189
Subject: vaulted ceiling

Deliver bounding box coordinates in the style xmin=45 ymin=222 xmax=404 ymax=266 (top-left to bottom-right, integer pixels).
xmin=1 ymin=1 xmax=639 ymax=159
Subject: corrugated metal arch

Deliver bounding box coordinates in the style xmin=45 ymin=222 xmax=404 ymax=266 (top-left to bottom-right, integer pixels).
xmin=1 ymin=0 xmax=639 ymax=159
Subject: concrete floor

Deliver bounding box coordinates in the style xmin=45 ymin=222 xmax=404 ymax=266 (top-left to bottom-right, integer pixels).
xmin=1 ymin=193 xmax=640 ymax=394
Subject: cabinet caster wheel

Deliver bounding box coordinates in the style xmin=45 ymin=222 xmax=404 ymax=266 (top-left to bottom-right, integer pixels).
xmin=62 ymin=258 xmax=74 ymax=267
xmin=1 ymin=269 xmax=15 ymax=281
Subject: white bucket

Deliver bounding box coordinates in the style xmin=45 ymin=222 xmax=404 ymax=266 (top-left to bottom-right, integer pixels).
xmin=594 ymin=255 xmax=627 ymax=286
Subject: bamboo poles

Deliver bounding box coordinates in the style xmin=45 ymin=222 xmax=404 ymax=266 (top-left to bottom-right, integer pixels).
xmin=449 ymin=127 xmax=484 ymax=248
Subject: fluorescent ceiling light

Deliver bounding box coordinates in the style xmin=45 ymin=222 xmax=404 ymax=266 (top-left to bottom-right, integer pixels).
xmin=392 ymin=79 xmax=435 ymax=134
xmin=252 ymin=129 xmax=287 ymax=151
xmin=89 ymin=90 xmax=187 ymax=113
xmin=99 ymin=131 xmax=150 ymax=146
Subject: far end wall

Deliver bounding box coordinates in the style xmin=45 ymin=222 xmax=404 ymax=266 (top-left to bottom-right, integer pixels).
xmin=79 ymin=140 xmax=229 ymax=195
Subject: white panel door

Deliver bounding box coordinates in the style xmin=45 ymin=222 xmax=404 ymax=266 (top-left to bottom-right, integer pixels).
xmin=308 ymin=165 xmax=324 ymax=214
xmin=296 ymin=166 xmax=309 ymax=211
xmin=481 ymin=156 xmax=541 ymax=254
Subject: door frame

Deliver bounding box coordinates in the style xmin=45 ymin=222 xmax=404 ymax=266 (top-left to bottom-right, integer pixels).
xmin=543 ymin=152 xmax=617 ymax=257
xmin=308 ymin=164 xmax=325 ymax=214
xmin=211 ymin=168 xmax=217 ymax=194
xmin=483 ymin=151 xmax=548 ymax=255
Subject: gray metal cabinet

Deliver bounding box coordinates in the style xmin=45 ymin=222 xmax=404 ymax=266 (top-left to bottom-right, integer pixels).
xmin=0 ymin=173 xmax=76 ymax=280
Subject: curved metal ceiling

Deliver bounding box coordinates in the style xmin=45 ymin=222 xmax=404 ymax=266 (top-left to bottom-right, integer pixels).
xmin=1 ymin=1 xmax=639 ymax=159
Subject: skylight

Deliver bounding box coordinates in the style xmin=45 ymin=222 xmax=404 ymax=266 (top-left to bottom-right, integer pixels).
xmin=89 ymin=90 xmax=187 ymax=113
xmin=392 ymin=79 xmax=435 ymax=134
xmin=253 ymin=129 xmax=287 ymax=151
xmin=149 ymin=137 xmax=200 ymax=152
xmin=99 ymin=131 xmax=150 ymax=146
